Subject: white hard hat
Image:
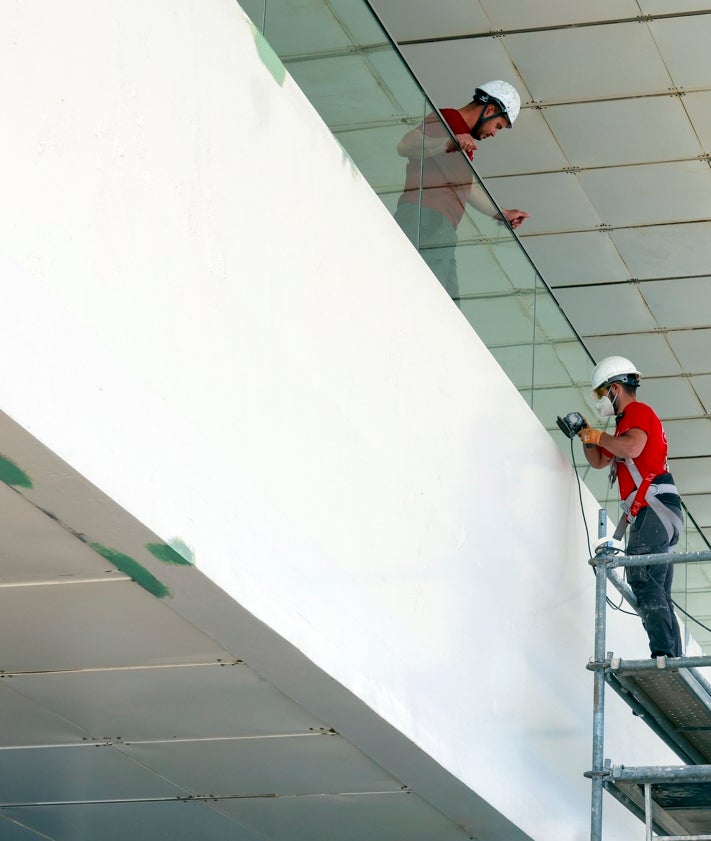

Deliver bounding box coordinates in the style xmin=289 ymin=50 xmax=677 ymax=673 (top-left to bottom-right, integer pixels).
xmin=590 ymin=355 xmax=642 ymax=395
xmin=476 ymin=80 xmax=521 ymax=125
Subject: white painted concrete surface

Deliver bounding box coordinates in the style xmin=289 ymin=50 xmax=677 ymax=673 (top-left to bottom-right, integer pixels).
xmin=0 ymin=2 xmax=680 ymax=839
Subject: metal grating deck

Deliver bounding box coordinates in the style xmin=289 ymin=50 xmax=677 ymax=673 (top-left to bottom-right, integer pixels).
xmin=605 ymin=663 xmax=711 ymax=836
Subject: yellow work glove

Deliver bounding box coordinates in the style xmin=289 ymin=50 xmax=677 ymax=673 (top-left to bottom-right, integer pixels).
xmin=578 ymin=426 xmax=603 ymax=448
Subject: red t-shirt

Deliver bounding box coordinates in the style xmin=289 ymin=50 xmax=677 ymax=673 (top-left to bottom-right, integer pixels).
xmin=604 ymin=401 xmax=668 ymax=502
xmin=397 ymin=109 xmax=474 ymax=228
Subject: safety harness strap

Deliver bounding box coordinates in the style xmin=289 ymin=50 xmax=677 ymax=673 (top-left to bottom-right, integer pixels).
xmin=612 ymin=458 xmax=683 ymax=544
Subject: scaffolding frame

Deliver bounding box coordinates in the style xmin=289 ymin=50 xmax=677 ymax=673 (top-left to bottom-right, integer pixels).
xmin=588 ymin=512 xmax=711 ymax=841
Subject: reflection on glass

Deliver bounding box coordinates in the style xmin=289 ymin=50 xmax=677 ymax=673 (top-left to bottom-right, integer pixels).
xmin=391 ymin=90 xmax=529 ymax=304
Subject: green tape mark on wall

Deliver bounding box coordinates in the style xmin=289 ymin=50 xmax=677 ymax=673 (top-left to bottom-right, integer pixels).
xmin=91 ymin=543 xmax=171 ymax=598
xmin=146 ymin=539 xmax=194 ymax=566
xmin=0 ymin=454 xmax=33 ymax=488
xmin=250 ymin=22 xmax=286 ymax=86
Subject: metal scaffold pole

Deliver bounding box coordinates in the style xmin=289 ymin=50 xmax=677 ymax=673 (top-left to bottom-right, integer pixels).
xmin=589 ymin=510 xmax=611 ymax=841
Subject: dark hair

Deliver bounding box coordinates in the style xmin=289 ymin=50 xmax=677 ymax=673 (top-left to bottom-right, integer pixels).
xmin=616 ymin=381 xmax=639 ymax=397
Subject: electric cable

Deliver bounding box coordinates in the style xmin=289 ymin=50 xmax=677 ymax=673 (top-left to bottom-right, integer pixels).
xmin=569 ymin=439 xmax=635 ymax=613
xmin=672 ymin=599 xmax=711 ymax=636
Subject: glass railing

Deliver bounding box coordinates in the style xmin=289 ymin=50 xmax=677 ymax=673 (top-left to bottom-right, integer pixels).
xmin=240 ymin=0 xmax=590 ymax=424
xmin=239 ymin=0 xmax=710 ymax=647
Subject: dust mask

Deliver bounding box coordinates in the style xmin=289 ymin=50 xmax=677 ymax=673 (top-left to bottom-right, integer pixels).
xmin=595 ymin=387 xmax=617 ymax=419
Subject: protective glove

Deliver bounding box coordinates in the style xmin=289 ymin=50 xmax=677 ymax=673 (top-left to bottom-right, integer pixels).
xmin=578 ymin=426 xmax=603 ymax=448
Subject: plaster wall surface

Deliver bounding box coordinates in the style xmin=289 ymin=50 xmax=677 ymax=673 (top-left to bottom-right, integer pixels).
xmin=0 ymin=2 xmax=679 ymax=839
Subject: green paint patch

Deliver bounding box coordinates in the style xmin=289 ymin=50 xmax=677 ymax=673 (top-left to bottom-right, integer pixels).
xmin=0 ymin=455 xmax=33 ymax=488
xmin=250 ymin=22 xmax=286 ymax=86
xmin=146 ymin=540 xmax=194 ymax=567
xmin=90 ymin=543 xmax=170 ymax=599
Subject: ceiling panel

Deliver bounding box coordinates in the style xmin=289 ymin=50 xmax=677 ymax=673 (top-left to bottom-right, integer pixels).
xmin=0 ymin=481 xmax=127 ymax=584
xmin=669 ymin=457 xmax=711 ymax=495
xmin=122 ymin=733 xmax=401 ymax=797
xmin=640 ymin=376 xmax=703 ymax=420
xmin=260 ymin=0 xmax=353 ymax=54
xmin=504 ymin=23 xmax=672 ymax=101
xmin=478 ymin=0 xmax=639 ymax=29
xmin=553 ymin=284 xmax=657 ymax=336
xmin=664 ymin=419 xmax=711 ymax=458
xmin=639 ymin=278 xmax=711 ymax=330
xmin=487 ymin=344 xmax=534 ymax=390
xmin=583 ymin=335 xmax=681 ymax=377
xmin=373 ymin=0 xmax=490 ymax=41
xmin=489 ymin=341 xmax=576 ymax=391
xmin=284 ymin=53 xmax=411 ymax=128
xmin=454 ymin=243 xmax=522 ymax=297
xmin=329 ymin=0 xmax=392 ymax=44
xmin=551 ymin=339 xmax=598 ymax=385
xmin=6 ymin=801 xmax=265 ymax=841
xmin=648 ymin=16 xmax=711 ymax=89
xmin=691 ymin=375 xmax=711 ymax=412
xmin=521 ymin=231 xmax=630 ymax=286
xmin=685 ymin=494 xmax=711 ymax=527
xmin=366 ymin=48 xmax=433 ymax=116
xmin=667 ymin=329 xmax=711 ymax=373
xmin=333 ymin=125 xmax=413 ymax=193
xmin=0 ymin=815 xmax=47 ymax=841
xmin=0 ymin=580 xmax=232 ymax=673
xmin=0 ymin=745 xmax=184 ymax=805
xmin=488 ymin=238 xmax=540 ymax=291
xmin=530 ymin=296 xmax=585 ymax=345
xmin=533 ymin=386 xmax=591 ymax=428
xmin=683 ymin=91 xmax=711 ymax=151
xmin=487 ymin=171 xmax=601 ymax=234
xmin=543 ymin=97 xmax=701 ymax=168
xmin=640 ymin=1 xmax=711 ymax=11
xmin=216 ymin=791 xmax=476 ymax=841
xmin=674 ymin=559 xmax=711 ymax=596
xmin=0 ymin=681 xmax=88 ymax=747
xmin=7 ymin=663 xmax=328 ymax=742
xmin=610 ymin=222 xmax=711 ymax=279
xmin=460 ymin=294 xmax=536 ymax=345
xmin=579 ymin=160 xmax=711 ymax=227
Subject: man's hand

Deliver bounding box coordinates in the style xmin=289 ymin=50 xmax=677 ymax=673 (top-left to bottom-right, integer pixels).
xmin=446 ymin=134 xmax=478 ymax=156
xmin=501 ymin=208 xmax=530 ymax=229
xmin=578 ymin=427 xmax=603 ymax=448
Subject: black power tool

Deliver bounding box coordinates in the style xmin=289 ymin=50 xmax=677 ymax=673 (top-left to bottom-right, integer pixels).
xmin=556 ymin=411 xmax=588 ymax=439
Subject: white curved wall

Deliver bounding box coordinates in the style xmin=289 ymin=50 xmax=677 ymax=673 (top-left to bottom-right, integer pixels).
xmin=0 ymin=2 xmax=678 ymax=839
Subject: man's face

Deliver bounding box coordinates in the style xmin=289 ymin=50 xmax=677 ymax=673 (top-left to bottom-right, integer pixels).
xmin=473 ymin=104 xmax=510 ymax=140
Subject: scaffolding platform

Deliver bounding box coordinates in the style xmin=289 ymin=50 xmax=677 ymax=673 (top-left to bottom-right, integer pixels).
xmin=607 ymin=659 xmax=711 ymax=765
xmin=605 ymin=769 xmax=711 ymax=838
xmin=587 ymin=540 xmax=711 ymax=840
xmin=604 ymin=659 xmax=711 ymax=837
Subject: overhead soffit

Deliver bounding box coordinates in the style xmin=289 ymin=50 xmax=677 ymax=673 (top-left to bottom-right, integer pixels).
xmin=0 ymin=409 xmax=479 ymax=841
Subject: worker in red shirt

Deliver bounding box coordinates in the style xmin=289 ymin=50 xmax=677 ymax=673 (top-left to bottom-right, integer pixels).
xmin=578 ymin=356 xmax=684 ymax=658
xmin=395 ymin=81 xmax=529 ymax=302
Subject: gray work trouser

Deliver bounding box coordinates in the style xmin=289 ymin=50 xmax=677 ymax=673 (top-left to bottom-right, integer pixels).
xmin=394 ymin=203 xmax=459 ymax=300
xmin=626 ymin=504 xmax=683 ymax=657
